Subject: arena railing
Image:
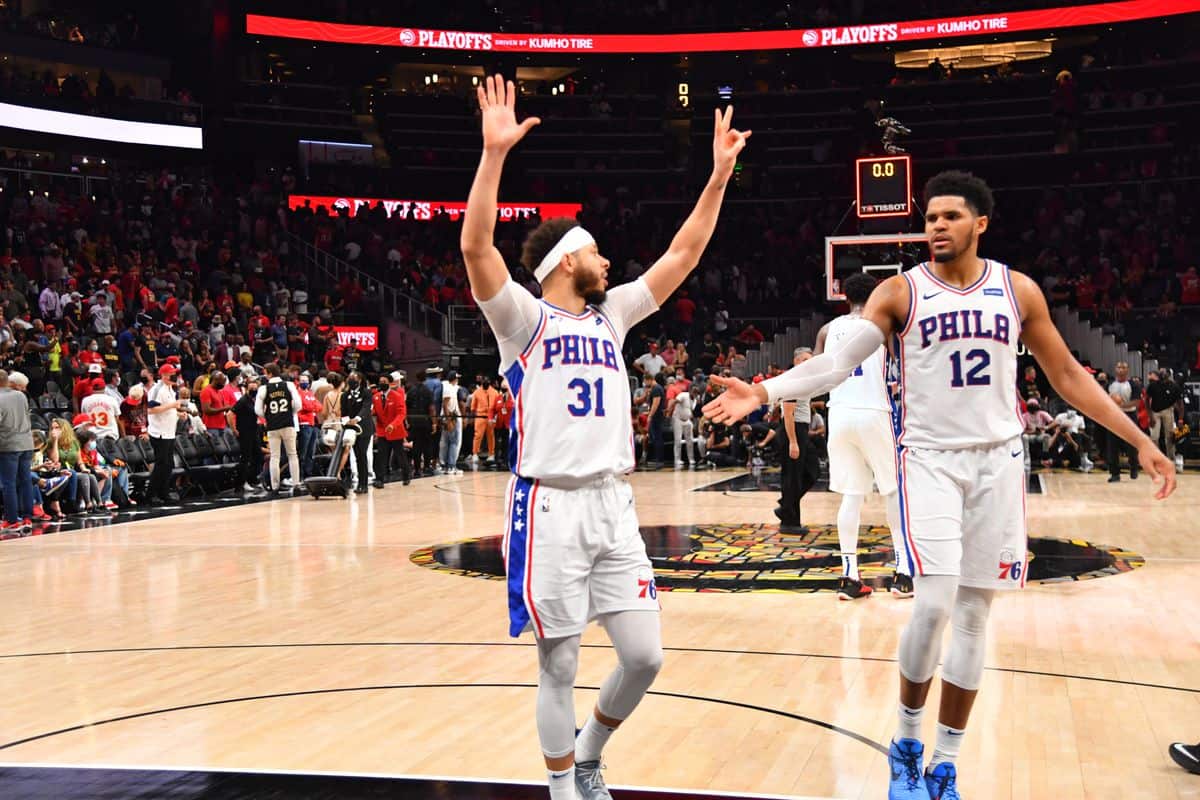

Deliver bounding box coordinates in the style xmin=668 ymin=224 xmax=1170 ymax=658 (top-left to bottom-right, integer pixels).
xmin=0 ymin=166 xmax=110 ymax=198
xmin=285 ymin=231 xmax=449 ymax=343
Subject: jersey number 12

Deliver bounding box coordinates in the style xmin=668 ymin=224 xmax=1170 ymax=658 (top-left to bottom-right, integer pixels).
xmin=949 ymin=349 xmax=991 ymax=387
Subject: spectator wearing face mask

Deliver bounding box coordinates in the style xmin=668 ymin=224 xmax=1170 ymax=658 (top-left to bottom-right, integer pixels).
xmin=340 ymin=370 xmax=375 ymax=492
xmin=296 ymin=373 xmax=322 ymax=478
xmin=1047 ymin=408 xmax=1091 ymax=471
xmin=73 ymin=362 xmax=104 ymax=413
xmin=492 ymin=382 xmax=514 ymax=471
xmin=373 ymin=371 xmax=411 ymax=486
xmin=1021 ymin=397 xmax=1055 ymax=469
xmin=231 ymin=374 xmax=263 ymax=491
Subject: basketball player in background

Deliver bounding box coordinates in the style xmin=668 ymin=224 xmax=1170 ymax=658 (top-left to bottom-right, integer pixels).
xmin=813 ymin=272 xmax=911 ymax=602
xmin=461 ymin=75 xmax=749 ymax=800
xmin=704 ymin=170 xmax=1175 ymax=800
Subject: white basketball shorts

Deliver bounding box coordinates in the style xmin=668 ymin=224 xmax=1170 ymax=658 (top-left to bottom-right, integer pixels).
xmin=503 ymin=474 xmax=659 ymax=639
xmin=827 ymin=407 xmax=899 ymax=496
xmin=895 ymin=436 xmax=1028 ymax=590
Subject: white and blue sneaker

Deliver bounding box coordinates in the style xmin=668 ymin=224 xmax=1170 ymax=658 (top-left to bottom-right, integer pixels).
xmin=575 ymin=759 xmax=613 ymax=800
xmin=888 ymin=738 xmax=931 ymax=799
xmin=925 ymin=762 xmax=962 ymax=800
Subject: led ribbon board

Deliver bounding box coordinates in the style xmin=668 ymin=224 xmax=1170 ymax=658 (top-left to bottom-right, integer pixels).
xmin=288 ymin=195 xmax=582 ymax=222
xmin=249 ymin=1 xmax=1200 ymax=53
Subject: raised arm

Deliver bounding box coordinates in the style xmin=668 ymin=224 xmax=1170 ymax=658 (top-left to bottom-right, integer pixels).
xmin=704 ymin=275 xmax=907 ymax=424
xmin=641 ymin=107 xmax=751 ymax=306
xmin=460 ymin=75 xmax=542 ymax=303
xmin=1014 ymin=271 xmax=1175 ymax=499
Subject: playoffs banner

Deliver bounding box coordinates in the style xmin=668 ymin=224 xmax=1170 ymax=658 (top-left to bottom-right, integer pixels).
xmin=333 ymin=326 xmax=378 ymax=350
xmin=249 ymin=1 xmax=1200 ymax=53
xmin=288 ymin=195 xmax=582 ymax=222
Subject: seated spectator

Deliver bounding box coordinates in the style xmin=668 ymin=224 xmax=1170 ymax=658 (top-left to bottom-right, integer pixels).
xmin=1022 ymin=397 xmax=1055 ymax=468
xmin=1046 ymin=408 xmax=1091 ymax=471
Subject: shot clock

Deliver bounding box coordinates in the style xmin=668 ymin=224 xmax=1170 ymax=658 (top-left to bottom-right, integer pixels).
xmin=855 ymin=155 xmax=911 ymax=219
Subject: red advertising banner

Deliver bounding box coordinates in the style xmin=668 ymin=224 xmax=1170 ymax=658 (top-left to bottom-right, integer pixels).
xmin=248 ymin=1 xmax=1200 ymax=53
xmin=333 ymin=326 xmax=378 ymax=350
xmin=288 ymin=195 xmax=582 ymax=222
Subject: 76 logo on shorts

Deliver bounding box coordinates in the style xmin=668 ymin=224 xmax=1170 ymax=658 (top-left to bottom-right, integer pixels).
xmin=997 ymin=560 xmax=1023 ymax=581
xmin=637 ymin=576 xmax=658 ymax=600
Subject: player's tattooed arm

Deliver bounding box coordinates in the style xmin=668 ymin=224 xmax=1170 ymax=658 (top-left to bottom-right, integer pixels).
xmin=1013 ymin=270 xmax=1176 ymax=499
xmin=461 ymin=74 xmax=541 ymax=302
xmin=642 ymin=106 xmax=751 ymax=306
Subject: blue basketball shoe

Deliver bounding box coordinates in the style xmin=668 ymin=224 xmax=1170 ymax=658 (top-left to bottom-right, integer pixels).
xmin=888 ymin=738 xmax=931 ymax=799
xmin=925 ymin=761 xmax=962 ymax=800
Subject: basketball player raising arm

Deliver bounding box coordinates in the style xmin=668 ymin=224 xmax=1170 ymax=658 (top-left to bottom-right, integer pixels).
xmin=462 ymin=75 xmax=750 ymax=307
xmin=461 ymin=74 xmax=749 ymax=800
xmin=706 ymin=200 xmax=1176 ymax=501
xmin=705 ymin=171 xmax=1174 ymax=800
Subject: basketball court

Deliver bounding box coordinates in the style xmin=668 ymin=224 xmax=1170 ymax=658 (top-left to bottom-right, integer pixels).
xmin=0 ymin=468 xmax=1194 ymax=799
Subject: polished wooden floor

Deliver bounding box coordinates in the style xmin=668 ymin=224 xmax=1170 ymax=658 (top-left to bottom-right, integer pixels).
xmin=0 ymin=468 xmax=1195 ymax=799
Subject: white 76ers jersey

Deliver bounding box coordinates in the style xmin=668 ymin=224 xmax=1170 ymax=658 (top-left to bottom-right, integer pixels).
xmin=894 ymin=260 xmax=1023 ymax=450
xmin=480 ymin=278 xmax=658 ymax=483
xmin=827 ymin=313 xmax=889 ymax=412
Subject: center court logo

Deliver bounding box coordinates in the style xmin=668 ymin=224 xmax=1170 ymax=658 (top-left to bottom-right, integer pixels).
xmin=411 ymin=526 xmax=1143 ymax=592
xmin=399 ymin=28 xmax=416 ymax=46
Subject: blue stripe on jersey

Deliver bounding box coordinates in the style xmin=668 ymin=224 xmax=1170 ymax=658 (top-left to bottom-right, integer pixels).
xmin=506 ymin=476 xmax=535 ymax=637
xmin=894 ymin=447 xmax=916 ymax=576
xmin=503 ymin=360 xmax=525 ymax=475
xmin=888 ymin=334 xmax=903 ymax=440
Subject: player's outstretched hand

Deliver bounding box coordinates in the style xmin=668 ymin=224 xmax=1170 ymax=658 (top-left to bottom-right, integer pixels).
xmin=702 ymin=375 xmax=764 ymax=425
xmin=712 ymin=105 xmax=751 ymax=178
xmin=1138 ymin=442 xmax=1177 ymax=500
xmin=477 ymin=74 xmax=540 ymax=154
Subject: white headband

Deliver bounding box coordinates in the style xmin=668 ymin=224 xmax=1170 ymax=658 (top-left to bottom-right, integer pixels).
xmin=535 ymin=226 xmax=595 ymax=283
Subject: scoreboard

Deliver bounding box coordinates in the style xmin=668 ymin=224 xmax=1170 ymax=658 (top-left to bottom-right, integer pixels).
xmin=855 ymin=155 xmax=912 ymax=219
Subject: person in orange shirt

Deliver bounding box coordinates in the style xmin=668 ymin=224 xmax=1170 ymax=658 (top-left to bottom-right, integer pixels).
xmin=468 ymin=377 xmax=499 ymax=465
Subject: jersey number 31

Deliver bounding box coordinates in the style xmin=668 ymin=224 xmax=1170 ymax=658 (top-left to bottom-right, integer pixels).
xmin=566 ymin=378 xmax=607 ymax=417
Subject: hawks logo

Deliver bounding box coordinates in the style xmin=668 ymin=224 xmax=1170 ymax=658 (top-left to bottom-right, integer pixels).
xmin=399 ymin=28 xmax=416 ymax=46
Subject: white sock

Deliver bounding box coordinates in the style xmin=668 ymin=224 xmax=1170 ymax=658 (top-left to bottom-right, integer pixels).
xmin=575 ymin=713 xmax=617 ymax=763
xmin=836 ymin=494 xmax=864 ymax=580
xmin=548 ymin=766 xmax=575 ymax=800
xmin=885 ymin=491 xmax=910 ymax=576
xmin=929 ymin=722 xmax=965 ymax=767
xmin=895 ymin=703 xmax=924 ymax=743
